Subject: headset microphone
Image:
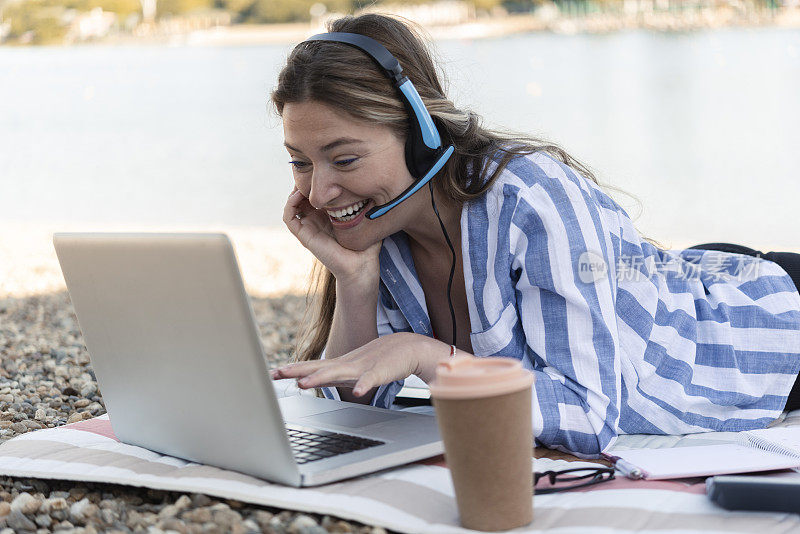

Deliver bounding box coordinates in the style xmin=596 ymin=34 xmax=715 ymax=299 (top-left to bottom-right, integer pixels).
xmin=301 ymin=31 xmax=458 ymax=349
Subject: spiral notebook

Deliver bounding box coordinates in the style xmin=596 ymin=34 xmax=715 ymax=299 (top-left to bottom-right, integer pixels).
xmin=603 ymin=427 xmax=800 ymax=480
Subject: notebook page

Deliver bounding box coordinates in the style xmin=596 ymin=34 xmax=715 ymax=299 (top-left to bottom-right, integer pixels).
xmin=612 ymin=444 xmax=800 ymax=480
xmin=745 ymin=428 xmax=800 ymax=458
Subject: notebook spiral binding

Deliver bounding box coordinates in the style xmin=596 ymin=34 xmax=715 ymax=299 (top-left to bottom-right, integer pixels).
xmin=741 ymin=433 xmax=800 ymax=459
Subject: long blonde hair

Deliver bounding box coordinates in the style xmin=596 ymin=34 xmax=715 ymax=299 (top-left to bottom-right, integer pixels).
xmin=270 ymin=13 xmax=664 ymax=369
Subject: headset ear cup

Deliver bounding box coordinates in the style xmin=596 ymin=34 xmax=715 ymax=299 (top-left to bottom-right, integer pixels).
xmin=401 ymin=99 xmax=428 ymax=178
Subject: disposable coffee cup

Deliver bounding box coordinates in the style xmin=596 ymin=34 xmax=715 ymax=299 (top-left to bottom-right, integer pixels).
xmin=430 ymin=355 xmax=535 ymax=531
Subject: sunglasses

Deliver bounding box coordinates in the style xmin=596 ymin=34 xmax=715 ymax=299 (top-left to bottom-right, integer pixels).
xmin=533 ymin=466 xmax=616 ymax=494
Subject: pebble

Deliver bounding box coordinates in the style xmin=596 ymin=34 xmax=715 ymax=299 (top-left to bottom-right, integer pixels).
xmin=100 ymin=507 xmax=118 ymax=524
xmin=9 ymin=422 xmax=26 ymax=433
xmin=241 ymin=518 xmax=261 ymax=533
xmin=66 ymin=412 xmax=84 ymax=424
xmin=126 ymin=509 xmax=145 ymax=529
xmin=174 ymin=495 xmax=191 ymax=511
xmin=158 ymin=503 xmax=179 ymax=518
xmin=288 ymin=514 xmax=320 ymax=532
xmin=10 ymin=491 xmax=40 ymax=514
xmin=42 ymin=496 xmax=68 ymax=514
xmin=6 ymin=509 xmax=37 ymax=531
xmin=181 ymin=507 xmax=212 ymax=523
xmin=68 ymin=487 xmax=86 ymax=502
xmin=190 ymin=493 xmax=211 ymax=508
xmin=159 ymin=517 xmax=188 ymax=532
xmin=322 ymin=516 xmax=355 ymax=532
xmin=212 ymin=507 xmax=243 ymax=529
xmin=22 ymin=420 xmax=42 ymax=430
xmin=34 ymin=513 xmax=51 ymax=528
xmin=69 ymin=497 xmax=99 ymax=524
xmin=253 ymin=510 xmax=274 ymax=530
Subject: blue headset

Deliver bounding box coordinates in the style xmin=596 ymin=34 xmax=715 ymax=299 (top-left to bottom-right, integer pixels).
xmin=303 ymin=32 xmax=455 ymax=220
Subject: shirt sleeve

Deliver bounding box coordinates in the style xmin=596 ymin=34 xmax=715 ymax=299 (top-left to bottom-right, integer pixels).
xmin=508 ymin=155 xmax=622 ymax=457
xmin=319 ymin=287 xmax=404 ymax=408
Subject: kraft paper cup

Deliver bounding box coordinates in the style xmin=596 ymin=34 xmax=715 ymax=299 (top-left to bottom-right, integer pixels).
xmin=430 ymin=355 xmax=535 ymax=531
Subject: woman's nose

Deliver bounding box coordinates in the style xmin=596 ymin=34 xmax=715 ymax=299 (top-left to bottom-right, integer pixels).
xmin=307 ymin=168 xmax=342 ymax=210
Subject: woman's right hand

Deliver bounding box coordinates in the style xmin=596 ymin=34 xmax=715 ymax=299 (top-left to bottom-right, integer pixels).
xmin=283 ymin=186 xmax=382 ymax=285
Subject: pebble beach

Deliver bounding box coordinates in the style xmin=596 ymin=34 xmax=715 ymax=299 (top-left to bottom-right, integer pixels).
xmin=0 ymin=222 xmax=390 ymax=533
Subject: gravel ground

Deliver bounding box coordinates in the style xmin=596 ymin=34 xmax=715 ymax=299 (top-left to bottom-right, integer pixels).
xmin=0 ymin=223 xmax=393 ymax=533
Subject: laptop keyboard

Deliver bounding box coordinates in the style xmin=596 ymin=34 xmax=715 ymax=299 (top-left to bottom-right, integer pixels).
xmin=285 ymin=423 xmax=385 ymax=464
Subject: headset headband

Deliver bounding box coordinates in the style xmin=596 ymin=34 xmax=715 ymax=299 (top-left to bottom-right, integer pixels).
xmin=306 ymin=32 xmax=405 ymax=85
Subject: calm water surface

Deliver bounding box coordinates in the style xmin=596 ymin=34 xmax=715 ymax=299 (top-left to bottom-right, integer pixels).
xmin=1 ymin=28 xmax=799 ymax=248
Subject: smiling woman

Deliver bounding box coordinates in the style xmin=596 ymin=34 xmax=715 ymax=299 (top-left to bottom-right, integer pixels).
xmin=268 ymin=13 xmax=800 ymax=457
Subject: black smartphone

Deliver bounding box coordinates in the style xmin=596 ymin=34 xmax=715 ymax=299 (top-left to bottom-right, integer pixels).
xmin=707 ymin=474 xmax=800 ymax=513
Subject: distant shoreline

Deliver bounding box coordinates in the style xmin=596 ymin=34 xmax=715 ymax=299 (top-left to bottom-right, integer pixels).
xmin=0 ymin=221 xmax=317 ymax=299
xmin=3 ymin=220 xmax=797 ymax=300
xmin=9 ymin=8 xmax=800 ymax=48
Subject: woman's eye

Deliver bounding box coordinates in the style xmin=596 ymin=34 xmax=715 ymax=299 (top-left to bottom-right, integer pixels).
xmin=289 ymin=160 xmax=310 ymax=170
xmin=334 ymin=157 xmax=359 ymax=167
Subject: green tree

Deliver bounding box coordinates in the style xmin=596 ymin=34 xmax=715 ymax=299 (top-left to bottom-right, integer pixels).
xmin=3 ymin=0 xmax=68 ymax=44
xmin=157 ymin=0 xmax=213 ymax=17
xmin=502 ymin=0 xmax=540 ymax=12
xmin=219 ymin=0 xmax=351 ymax=24
xmin=56 ymin=0 xmax=142 ymax=17
xmin=471 ymin=0 xmax=503 ymax=11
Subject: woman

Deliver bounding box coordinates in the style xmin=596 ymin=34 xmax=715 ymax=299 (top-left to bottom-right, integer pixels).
xmin=268 ymin=13 xmax=800 ymax=456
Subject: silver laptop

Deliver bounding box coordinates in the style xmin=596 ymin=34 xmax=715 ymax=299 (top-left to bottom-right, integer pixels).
xmin=53 ymin=232 xmax=443 ymax=487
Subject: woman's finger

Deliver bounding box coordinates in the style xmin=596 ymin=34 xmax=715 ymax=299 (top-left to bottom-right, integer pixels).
xmin=271 ymin=360 xmax=327 ymax=380
xmin=282 ymin=188 xmax=326 ymax=231
xmin=296 ymin=362 xmax=362 ymax=389
xmin=282 ymin=190 xmax=338 ymax=253
xmin=352 ymin=369 xmax=380 ymax=397
xmin=300 ymin=377 xmax=358 ymax=389
xmin=282 ymin=189 xmax=307 ymax=229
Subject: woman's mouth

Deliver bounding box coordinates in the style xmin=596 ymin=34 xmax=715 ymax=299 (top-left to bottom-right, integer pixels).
xmin=328 ymin=199 xmax=372 ymax=228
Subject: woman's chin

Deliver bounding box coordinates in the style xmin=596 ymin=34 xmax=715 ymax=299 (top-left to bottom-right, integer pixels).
xmin=334 ymin=234 xmax=380 ymax=252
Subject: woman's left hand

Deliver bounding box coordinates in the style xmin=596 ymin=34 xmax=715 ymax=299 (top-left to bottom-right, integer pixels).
xmin=269 ymin=332 xmax=450 ymax=397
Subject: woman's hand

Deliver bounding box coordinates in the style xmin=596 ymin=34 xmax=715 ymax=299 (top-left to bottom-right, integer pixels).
xmin=283 ymin=186 xmax=382 ymax=284
xmin=269 ymin=332 xmax=452 ymax=397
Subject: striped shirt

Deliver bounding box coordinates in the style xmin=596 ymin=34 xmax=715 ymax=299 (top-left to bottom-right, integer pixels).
xmin=322 ymin=151 xmax=800 ymax=456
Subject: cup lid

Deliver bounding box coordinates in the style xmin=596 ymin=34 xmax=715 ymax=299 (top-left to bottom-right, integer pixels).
xmin=428 ymin=355 xmax=534 ymax=400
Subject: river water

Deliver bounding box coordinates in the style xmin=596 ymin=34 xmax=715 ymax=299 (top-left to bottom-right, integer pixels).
xmin=1 ymin=27 xmax=799 ymax=249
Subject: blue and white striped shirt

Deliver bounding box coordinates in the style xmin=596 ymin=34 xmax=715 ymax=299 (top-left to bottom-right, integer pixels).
xmin=322 ymin=151 xmax=800 ymax=456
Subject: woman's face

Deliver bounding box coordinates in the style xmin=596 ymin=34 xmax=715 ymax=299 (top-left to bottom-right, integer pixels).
xmin=282 ymin=100 xmax=419 ymax=251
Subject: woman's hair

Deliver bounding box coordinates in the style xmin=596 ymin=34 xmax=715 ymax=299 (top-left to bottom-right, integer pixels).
xmin=270 ymin=13 xmax=665 ymax=372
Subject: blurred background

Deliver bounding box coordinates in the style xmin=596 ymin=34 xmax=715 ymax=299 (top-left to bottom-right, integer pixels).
xmin=1 ymin=0 xmax=800 ymax=298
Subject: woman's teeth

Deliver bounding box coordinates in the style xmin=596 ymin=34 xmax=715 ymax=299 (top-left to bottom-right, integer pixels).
xmin=328 ymin=200 xmax=368 ymax=222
